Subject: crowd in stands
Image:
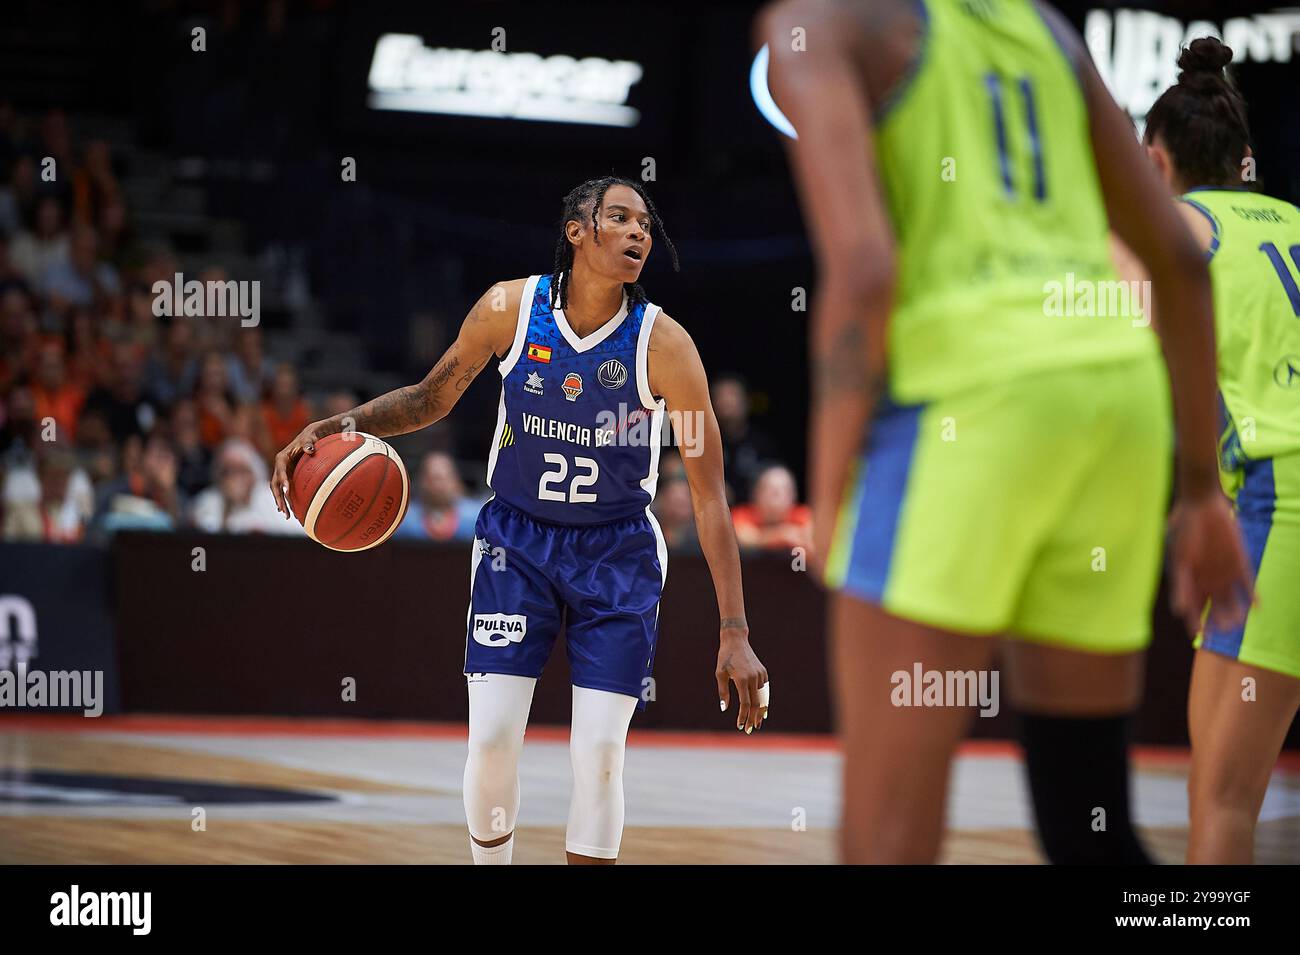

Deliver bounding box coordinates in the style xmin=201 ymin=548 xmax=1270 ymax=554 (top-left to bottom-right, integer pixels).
xmin=0 ymin=105 xmax=811 ymax=555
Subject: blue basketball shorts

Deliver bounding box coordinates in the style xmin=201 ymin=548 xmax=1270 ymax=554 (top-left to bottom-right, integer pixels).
xmin=463 ymin=497 xmax=668 ymax=708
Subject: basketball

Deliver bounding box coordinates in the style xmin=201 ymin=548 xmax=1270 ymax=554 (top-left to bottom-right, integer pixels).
xmin=288 ymin=432 xmax=409 ymax=552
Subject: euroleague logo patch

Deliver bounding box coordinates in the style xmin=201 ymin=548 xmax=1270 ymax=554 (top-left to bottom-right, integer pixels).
xmin=597 ymin=358 xmax=628 ymax=390
xmin=562 ymin=372 xmax=583 ymax=401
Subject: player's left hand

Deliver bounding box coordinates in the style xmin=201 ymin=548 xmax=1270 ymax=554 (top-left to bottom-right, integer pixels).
xmin=716 ymin=627 xmax=769 ymax=734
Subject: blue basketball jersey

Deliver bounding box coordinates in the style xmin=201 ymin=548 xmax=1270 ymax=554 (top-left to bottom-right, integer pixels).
xmin=486 ymin=273 xmax=666 ymax=525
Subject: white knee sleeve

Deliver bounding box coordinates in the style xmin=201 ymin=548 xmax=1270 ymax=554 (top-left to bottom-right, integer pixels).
xmin=464 ymin=673 xmax=536 ymax=844
xmin=566 ymin=686 xmax=637 ymax=860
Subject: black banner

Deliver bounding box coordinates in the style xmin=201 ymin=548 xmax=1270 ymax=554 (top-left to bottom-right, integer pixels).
xmin=0 ymin=543 xmax=120 ymax=716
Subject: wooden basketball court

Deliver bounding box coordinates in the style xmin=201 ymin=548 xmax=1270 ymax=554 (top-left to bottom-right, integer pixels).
xmin=1 ymin=715 xmax=1297 ymax=864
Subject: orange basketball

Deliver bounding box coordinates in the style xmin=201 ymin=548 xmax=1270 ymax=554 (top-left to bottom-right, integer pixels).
xmin=288 ymin=432 xmax=409 ymax=552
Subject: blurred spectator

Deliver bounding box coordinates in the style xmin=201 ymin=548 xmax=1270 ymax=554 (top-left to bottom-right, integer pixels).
xmin=30 ymin=340 xmax=85 ymax=443
xmin=652 ymin=477 xmax=699 ymax=553
xmin=89 ymin=432 xmax=182 ymax=540
xmin=120 ymin=278 xmax=161 ymax=351
xmin=3 ymin=448 xmax=91 ymax=543
xmin=0 ymin=231 xmax=29 ymax=292
xmin=228 ymin=400 xmax=272 ymax=461
xmin=64 ymin=307 xmax=101 ymax=391
xmin=168 ymin=399 xmax=212 ymax=497
xmin=261 ymin=362 xmax=310 ymax=451
xmin=82 ymin=341 xmax=156 ymax=442
xmin=0 ymin=383 xmax=38 ymax=466
xmin=229 ymin=326 xmax=274 ymax=403
xmin=191 ymin=437 xmax=299 ymax=535
xmin=731 ymin=464 xmax=812 ymax=552
xmin=318 ymin=388 xmax=358 ymax=421
xmin=72 ymin=140 xmax=121 ymax=228
xmin=10 ymin=195 xmax=70 ymax=293
xmin=395 ymin=451 xmax=481 ymax=542
xmin=143 ymin=319 xmax=198 ymax=406
xmin=194 ymin=350 xmax=235 ymax=447
xmin=0 ymin=154 xmax=37 ymax=237
xmin=0 ymin=286 xmax=37 ymax=394
xmin=97 ymin=197 xmax=131 ymax=267
xmin=44 ymin=222 xmax=120 ymax=311
xmin=711 ymin=375 xmax=777 ymax=503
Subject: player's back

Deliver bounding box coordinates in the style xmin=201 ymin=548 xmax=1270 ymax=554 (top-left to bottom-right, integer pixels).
xmin=869 ymin=0 xmax=1155 ymax=402
xmin=1183 ymin=189 xmax=1300 ymax=465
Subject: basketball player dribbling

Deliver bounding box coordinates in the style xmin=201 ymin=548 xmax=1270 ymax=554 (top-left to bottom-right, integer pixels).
xmin=270 ymin=177 xmax=769 ymax=865
xmin=759 ymin=0 xmax=1253 ymax=863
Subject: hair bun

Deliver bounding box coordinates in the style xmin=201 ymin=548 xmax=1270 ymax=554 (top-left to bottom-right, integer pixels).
xmin=1177 ymin=37 xmax=1234 ymax=82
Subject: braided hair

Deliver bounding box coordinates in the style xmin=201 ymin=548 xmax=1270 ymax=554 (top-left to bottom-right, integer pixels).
xmin=1144 ymin=37 xmax=1251 ymax=189
xmin=550 ymin=176 xmax=679 ymax=312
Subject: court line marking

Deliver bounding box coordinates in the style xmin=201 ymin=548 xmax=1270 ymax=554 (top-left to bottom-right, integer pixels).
xmin=3 ymin=714 xmax=1298 ymax=770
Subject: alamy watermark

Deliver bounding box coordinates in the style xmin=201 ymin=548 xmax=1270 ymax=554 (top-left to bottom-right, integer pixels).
xmin=152 ymin=272 xmax=260 ymax=327
xmin=891 ymin=663 xmax=1000 ymax=718
xmin=1043 ymin=273 xmax=1151 ymax=328
xmin=0 ymin=663 xmax=104 ymax=717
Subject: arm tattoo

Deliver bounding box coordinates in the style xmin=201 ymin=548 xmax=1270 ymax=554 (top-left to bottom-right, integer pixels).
xmin=429 ymin=354 xmax=460 ymax=392
xmin=455 ymin=358 xmax=485 ymax=392
xmin=813 ymin=321 xmax=881 ymax=403
xmin=720 ymin=616 xmax=748 ymax=632
xmin=347 ymin=383 xmax=434 ymax=436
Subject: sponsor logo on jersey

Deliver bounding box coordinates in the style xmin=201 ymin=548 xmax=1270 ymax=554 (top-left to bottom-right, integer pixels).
xmin=472 ymin=613 xmax=527 ymax=647
xmin=1275 ymin=355 xmax=1300 ymax=389
xmin=524 ymin=371 xmax=544 ymax=395
xmin=527 ymin=342 xmax=552 ymax=363
xmin=597 ymin=358 xmax=628 ymax=389
xmin=522 ymin=413 xmax=592 ymax=447
xmin=562 ymin=372 xmax=583 ymax=401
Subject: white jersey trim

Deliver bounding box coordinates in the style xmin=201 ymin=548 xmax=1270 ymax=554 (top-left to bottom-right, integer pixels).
xmin=636 ymin=303 xmax=662 ymax=411
xmin=484 ymin=390 xmax=508 ymax=488
xmin=553 ymin=295 xmax=629 ymax=353
xmin=499 ymin=274 xmax=540 ymax=379
xmin=463 ymin=534 xmax=485 ymax=672
xmin=639 ymin=403 xmax=666 ymax=507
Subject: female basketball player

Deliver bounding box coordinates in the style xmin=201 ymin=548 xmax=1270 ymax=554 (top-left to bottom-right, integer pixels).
xmin=759 ymin=0 xmax=1252 ymax=863
xmin=1142 ymin=38 xmax=1300 ymax=864
xmin=269 ymin=177 xmax=769 ymax=865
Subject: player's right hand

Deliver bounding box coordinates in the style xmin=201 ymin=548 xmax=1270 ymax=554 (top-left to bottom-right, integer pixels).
xmin=269 ymin=422 xmax=323 ymax=519
xmin=1167 ymin=490 xmax=1254 ymax=637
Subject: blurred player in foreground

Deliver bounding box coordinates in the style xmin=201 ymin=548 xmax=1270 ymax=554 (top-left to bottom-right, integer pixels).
xmin=1143 ymin=37 xmax=1300 ymax=864
xmin=760 ymin=0 xmax=1252 ymax=863
xmin=270 ymin=177 xmax=768 ymax=864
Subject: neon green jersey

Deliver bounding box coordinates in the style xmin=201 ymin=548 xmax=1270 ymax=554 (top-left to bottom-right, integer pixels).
xmin=1181 ymin=188 xmax=1300 ymax=466
xmin=874 ymin=0 xmax=1156 ymax=402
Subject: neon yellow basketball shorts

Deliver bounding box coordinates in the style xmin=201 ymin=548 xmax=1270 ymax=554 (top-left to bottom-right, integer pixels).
xmin=1196 ymin=451 xmax=1300 ymax=680
xmin=826 ymin=355 xmax=1172 ymax=652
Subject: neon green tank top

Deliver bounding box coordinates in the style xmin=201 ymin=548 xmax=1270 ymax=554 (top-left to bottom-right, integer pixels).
xmin=874 ymin=0 xmax=1157 ymax=402
xmin=1182 ymin=188 xmax=1300 ymax=465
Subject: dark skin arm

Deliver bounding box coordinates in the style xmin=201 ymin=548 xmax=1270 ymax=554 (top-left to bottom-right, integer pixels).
xmin=649 ymin=313 xmax=770 ymax=733
xmin=759 ymin=0 xmax=896 ymax=579
xmin=269 ymin=280 xmax=524 ymax=516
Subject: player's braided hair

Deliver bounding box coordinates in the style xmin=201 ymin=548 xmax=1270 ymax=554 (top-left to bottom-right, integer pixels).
xmin=550 ymin=176 xmax=679 ymax=312
xmin=1144 ymin=37 xmax=1251 ymax=189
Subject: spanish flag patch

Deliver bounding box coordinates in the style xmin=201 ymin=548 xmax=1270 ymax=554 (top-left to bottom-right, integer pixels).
xmin=526 ymin=342 xmax=552 ymax=363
